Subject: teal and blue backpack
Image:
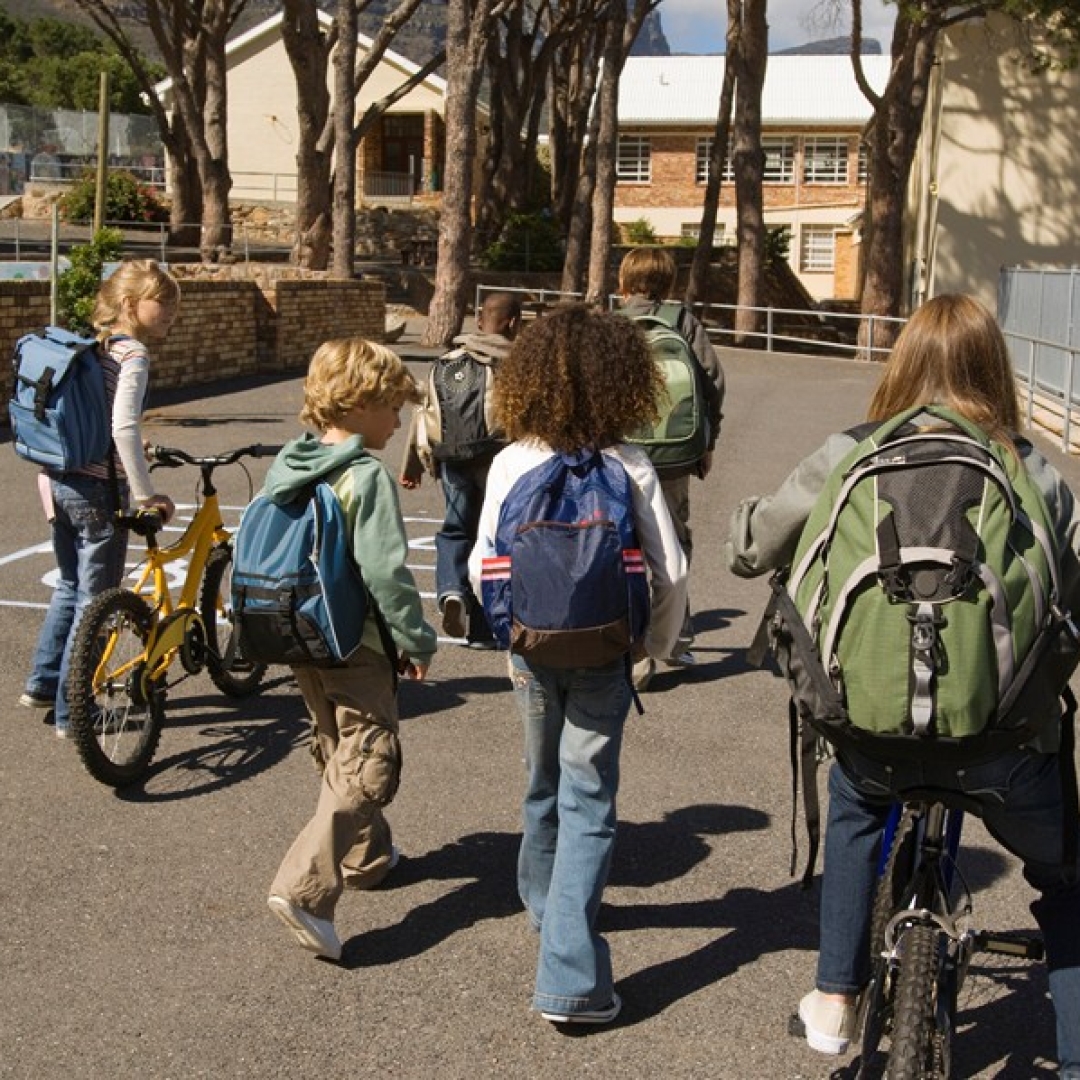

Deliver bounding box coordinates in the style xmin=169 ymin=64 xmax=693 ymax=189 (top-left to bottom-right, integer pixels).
xmin=231 ymin=481 xmax=370 ymax=666
xmin=9 ymin=326 xmax=112 ymax=471
xmin=481 ymin=449 xmax=650 ymax=669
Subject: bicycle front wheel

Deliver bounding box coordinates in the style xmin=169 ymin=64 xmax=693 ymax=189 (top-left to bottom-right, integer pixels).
xmin=888 ymin=922 xmax=950 ymax=1080
xmin=68 ymin=589 xmax=166 ymax=788
xmin=200 ymin=545 xmax=266 ymax=698
xmin=858 ymin=808 xmax=918 ymax=1072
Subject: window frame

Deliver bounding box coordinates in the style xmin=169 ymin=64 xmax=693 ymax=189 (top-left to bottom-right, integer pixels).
xmin=616 ymin=134 xmax=652 ymax=184
xmin=803 ymin=136 xmax=850 ymax=185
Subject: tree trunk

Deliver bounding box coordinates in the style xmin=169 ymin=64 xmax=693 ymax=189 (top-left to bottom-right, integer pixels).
xmin=855 ymin=6 xmax=939 ymax=356
xmin=730 ymin=0 xmax=767 ymax=345
xmin=282 ymin=0 xmax=334 ymax=269
xmin=560 ymin=98 xmax=599 ymax=297
xmin=422 ymin=0 xmax=497 ymax=347
xmin=332 ymin=0 xmax=358 ymax=279
xmin=585 ymin=0 xmax=654 ymax=304
xmin=685 ymin=0 xmax=738 ymax=309
xmin=584 ymin=5 xmax=627 ymax=305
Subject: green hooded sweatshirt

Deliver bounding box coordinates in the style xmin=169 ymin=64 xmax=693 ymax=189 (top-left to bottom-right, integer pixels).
xmin=263 ymin=432 xmax=437 ymax=666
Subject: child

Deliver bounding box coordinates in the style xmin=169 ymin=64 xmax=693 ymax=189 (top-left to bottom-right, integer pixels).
xmin=20 ymin=258 xmax=179 ymax=738
xmin=618 ymin=247 xmax=725 ymax=681
xmin=468 ymin=304 xmax=688 ymax=1024
xmin=726 ymin=295 xmax=1080 ymax=1074
xmin=400 ymin=291 xmax=522 ymax=647
xmin=266 ymin=336 xmax=437 ymax=962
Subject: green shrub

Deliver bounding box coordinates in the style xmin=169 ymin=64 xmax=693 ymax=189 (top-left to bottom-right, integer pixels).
xmin=479 ymin=212 xmax=564 ymax=272
xmin=57 ymin=228 xmax=123 ymax=333
xmin=59 ymin=169 xmax=167 ymax=225
xmin=623 ymin=218 xmax=658 ymax=245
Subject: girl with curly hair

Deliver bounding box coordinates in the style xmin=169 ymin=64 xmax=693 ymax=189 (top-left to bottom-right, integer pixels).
xmin=469 ymin=303 xmax=688 ymax=1026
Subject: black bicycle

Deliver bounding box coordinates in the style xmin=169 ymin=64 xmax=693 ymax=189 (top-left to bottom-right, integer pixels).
xmin=855 ymin=792 xmax=1044 ymax=1079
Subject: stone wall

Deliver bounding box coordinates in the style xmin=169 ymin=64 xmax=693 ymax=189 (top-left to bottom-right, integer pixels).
xmin=0 ymin=273 xmax=386 ymax=407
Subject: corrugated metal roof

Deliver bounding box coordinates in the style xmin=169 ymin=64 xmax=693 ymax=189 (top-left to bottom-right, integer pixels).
xmin=618 ymin=55 xmax=891 ymax=125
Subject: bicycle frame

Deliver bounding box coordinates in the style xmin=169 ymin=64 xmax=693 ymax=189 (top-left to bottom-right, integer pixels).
xmin=128 ymin=491 xmax=230 ymax=682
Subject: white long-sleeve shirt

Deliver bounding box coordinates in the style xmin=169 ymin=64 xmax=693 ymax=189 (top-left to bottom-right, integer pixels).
xmin=469 ymin=440 xmax=689 ymax=661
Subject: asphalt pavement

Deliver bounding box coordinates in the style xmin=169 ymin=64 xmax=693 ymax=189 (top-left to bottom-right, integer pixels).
xmin=1 ymin=324 xmax=1076 ymax=1079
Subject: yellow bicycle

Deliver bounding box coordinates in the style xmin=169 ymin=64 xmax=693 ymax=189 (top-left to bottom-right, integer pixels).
xmin=67 ymin=443 xmax=278 ymax=787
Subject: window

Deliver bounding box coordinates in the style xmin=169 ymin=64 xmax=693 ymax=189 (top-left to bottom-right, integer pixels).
xmin=681 ymin=222 xmax=726 ymax=245
xmin=800 ymin=225 xmax=836 ymax=272
xmin=857 ymin=143 xmax=869 ymax=183
xmin=803 ymin=137 xmax=850 ymax=184
xmin=617 ymin=135 xmax=651 ymax=183
xmin=762 ymin=138 xmax=795 ymax=184
xmin=695 ymin=138 xmax=734 ymax=183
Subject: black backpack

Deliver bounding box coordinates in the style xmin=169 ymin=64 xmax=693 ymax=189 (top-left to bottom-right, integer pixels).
xmin=419 ymin=348 xmax=504 ymax=464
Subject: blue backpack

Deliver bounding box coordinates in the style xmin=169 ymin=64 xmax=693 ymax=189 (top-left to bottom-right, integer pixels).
xmin=9 ymin=326 xmax=112 ymax=471
xmin=231 ymin=481 xmax=370 ymax=666
xmin=481 ymin=449 xmax=651 ymax=668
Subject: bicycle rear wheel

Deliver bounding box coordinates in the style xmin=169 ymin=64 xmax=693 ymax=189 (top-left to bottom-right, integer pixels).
xmin=887 ymin=922 xmax=950 ymax=1080
xmin=68 ymin=589 xmax=166 ymax=788
xmin=201 ymin=545 xmax=266 ymax=698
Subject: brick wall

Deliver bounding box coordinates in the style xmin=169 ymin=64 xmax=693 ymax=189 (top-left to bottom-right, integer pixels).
xmin=276 ymin=278 xmax=386 ymax=369
xmin=0 ymin=273 xmax=386 ymax=407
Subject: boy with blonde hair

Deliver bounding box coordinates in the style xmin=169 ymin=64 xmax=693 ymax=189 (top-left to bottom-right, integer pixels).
xmin=266 ymin=336 xmax=437 ymax=961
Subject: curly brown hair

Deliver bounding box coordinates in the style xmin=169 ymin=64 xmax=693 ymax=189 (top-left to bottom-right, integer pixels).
xmin=493 ymin=303 xmax=663 ymax=451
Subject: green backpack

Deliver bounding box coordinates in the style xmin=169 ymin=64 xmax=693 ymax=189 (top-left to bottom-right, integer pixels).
xmin=624 ymin=302 xmax=709 ymax=474
xmin=761 ymin=404 xmax=1080 ymax=765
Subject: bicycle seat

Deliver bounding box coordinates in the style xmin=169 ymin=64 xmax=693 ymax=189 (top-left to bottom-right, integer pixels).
xmin=890 ymin=785 xmax=984 ymax=817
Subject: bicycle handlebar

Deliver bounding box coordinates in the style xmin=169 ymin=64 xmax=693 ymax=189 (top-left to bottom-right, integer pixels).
xmin=146 ymin=444 xmax=281 ymax=470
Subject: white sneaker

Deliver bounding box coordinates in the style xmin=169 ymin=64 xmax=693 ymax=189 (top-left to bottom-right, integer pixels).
xmin=632 ymin=657 xmax=656 ymax=691
xmin=267 ymin=895 xmax=342 ymax=961
xmin=798 ymin=989 xmax=856 ymax=1055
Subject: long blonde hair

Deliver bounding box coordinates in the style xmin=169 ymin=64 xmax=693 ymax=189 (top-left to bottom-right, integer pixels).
xmin=92 ymin=258 xmax=180 ymax=339
xmin=867 ymin=293 xmax=1020 ymax=442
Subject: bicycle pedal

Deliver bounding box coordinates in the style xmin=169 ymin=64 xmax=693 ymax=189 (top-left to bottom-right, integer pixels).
xmin=977 ymin=932 xmax=1045 ymax=960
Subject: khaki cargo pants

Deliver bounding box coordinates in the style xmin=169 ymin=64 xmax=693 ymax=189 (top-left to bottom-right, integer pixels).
xmin=269 ymin=645 xmax=402 ymax=920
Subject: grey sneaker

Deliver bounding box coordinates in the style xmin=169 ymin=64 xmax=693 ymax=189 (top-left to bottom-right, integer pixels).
xmin=267 ymin=895 xmax=342 ymax=960
xmin=542 ymin=992 xmax=622 ymax=1025
xmin=441 ymin=595 xmax=467 ymax=639
xmin=664 ymin=650 xmax=696 ymax=668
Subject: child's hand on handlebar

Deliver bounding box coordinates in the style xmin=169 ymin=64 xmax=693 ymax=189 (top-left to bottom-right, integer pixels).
xmin=141 ymin=493 xmax=176 ymax=524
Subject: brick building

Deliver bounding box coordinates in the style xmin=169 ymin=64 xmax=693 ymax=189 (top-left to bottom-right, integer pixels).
xmin=614 ymin=55 xmax=891 ymax=301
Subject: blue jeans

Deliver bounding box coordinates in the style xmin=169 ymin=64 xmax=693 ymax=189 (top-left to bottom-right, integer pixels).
xmin=510 ymin=654 xmax=631 ymax=1015
xmin=436 ymin=458 xmax=493 ymax=643
xmin=26 ymin=474 xmax=127 ymax=730
xmin=818 ymin=748 xmax=1080 ymax=1073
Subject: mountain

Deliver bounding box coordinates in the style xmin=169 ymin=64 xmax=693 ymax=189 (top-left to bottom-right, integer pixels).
xmin=774 ymin=35 xmax=882 ymax=55
xmin=0 ymin=0 xmax=672 ymax=64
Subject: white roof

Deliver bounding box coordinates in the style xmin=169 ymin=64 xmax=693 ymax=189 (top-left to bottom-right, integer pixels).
xmin=156 ymin=10 xmax=447 ymax=98
xmin=618 ymin=54 xmax=891 ymax=126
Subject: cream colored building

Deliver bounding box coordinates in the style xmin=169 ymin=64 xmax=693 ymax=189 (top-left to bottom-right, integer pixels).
xmin=906 ymin=14 xmax=1080 ymax=311
xmin=158 ymin=11 xmax=448 ymax=204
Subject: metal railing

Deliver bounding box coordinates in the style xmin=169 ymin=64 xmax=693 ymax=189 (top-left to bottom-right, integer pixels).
xmin=475 ymin=284 xmax=903 ymax=360
xmin=1006 ymin=327 xmax=1080 ymax=452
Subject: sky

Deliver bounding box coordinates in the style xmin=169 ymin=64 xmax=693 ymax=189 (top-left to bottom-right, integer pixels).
xmin=658 ymin=0 xmax=897 ymax=55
